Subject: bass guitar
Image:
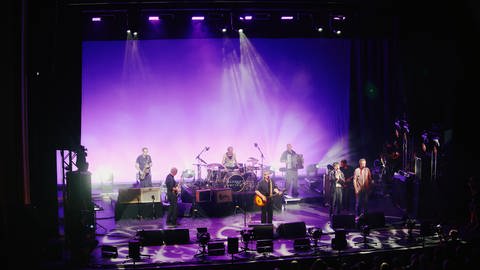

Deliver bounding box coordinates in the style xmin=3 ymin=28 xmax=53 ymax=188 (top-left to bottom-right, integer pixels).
xmin=254 ymin=189 xmax=286 ymax=207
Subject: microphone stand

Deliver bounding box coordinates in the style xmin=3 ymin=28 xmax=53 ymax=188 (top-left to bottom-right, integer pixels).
xmin=255 ymin=144 xmax=265 ymax=177
xmin=151 ymin=195 xmax=156 ymax=219
xmin=195 ymin=147 xmax=208 ymax=181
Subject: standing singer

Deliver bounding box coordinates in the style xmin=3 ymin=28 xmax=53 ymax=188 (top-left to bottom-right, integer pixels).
xmin=329 ymin=162 xmax=345 ymax=216
xmin=354 ymin=158 xmax=372 ymax=217
xmin=280 ymin=144 xmax=301 ymax=197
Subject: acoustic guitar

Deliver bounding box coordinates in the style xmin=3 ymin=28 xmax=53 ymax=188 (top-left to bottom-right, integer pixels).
xmin=254 ymin=189 xmax=286 ymax=207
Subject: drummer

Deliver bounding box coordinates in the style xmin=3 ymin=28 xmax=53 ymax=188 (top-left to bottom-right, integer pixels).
xmin=222 ymin=146 xmax=239 ymax=172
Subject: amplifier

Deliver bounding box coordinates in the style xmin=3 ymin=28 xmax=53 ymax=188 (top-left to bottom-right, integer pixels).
xmin=195 ymin=189 xmax=212 ymax=203
xmin=118 ymin=188 xmax=162 ymax=203
xmin=213 ymin=188 xmax=232 ymax=203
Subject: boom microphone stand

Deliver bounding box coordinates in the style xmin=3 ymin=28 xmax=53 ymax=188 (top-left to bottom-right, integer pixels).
xmin=195 ymin=147 xmax=209 ymax=181
xmin=254 ymin=143 xmax=264 ymax=176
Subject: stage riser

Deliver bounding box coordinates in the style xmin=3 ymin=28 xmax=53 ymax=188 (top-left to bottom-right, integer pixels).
xmin=115 ymin=202 xmax=164 ymax=220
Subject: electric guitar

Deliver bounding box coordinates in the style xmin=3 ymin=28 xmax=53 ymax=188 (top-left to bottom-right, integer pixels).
xmin=138 ymin=163 xmax=151 ymax=180
xmin=254 ymin=189 xmax=286 ymax=207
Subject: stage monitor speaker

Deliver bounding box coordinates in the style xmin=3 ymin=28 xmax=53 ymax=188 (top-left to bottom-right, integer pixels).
xmin=332 ymin=214 xmax=356 ymax=229
xmin=227 ymin=237 xmax=239 ymax=254
xmin=207 ymin=241 xmax=225 ymax=256
xmin=65 ymin=171 xmax=94 ymax=245
xmin=358 ymin=212 xmax=385 ymax=228
xmin=163 ymin=228 xmax=190 ymax=245
xmin=276 ymin=222 xmax=306 ymax=239
xmin=196 ymin=189 xmax=211 ymax=203
xmin=251 ymin=224 xmax=274 ymax=240
xmin=293 ymin=238 xmax=311 ymax=252
xmin=213 ymin=188 xmax=232 ymax=203
xmin=138 ymin=230 xmax=165 ymax=246
xmin=331 ymin=229 xmax=347 ymax=250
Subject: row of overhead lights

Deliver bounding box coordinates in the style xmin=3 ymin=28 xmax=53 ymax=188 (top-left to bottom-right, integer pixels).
xmin=89 ymin=12 xmax=347 ymax=37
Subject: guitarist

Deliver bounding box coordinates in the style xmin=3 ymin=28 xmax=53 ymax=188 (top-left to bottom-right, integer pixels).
xmin=255 ymin=171 xmax=282 ymax=224
xmin=135 ymin=147 xmax=153 ymax=187
xmin=165 ymin=167 xmax=180 ymax=227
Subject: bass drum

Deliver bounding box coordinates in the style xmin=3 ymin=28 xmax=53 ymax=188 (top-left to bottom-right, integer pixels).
xmin=227 ymin=174 xmax=245 ymax=192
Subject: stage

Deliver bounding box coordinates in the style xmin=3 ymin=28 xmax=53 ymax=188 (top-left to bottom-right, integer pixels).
xmin=61 ymin=176 xmax=460 ymax=270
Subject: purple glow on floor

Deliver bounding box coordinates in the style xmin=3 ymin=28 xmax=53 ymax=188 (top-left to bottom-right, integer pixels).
xmin=81 ymin=38 xmax=350 ymax=184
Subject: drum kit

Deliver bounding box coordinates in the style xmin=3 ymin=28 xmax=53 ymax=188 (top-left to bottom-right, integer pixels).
xmin=191 ymin=157 xmax=267 ymax=192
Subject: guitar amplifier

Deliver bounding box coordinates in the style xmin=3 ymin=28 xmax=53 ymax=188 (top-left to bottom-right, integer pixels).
xmin=118 ymin=188 xmax=162 ymax=203
xmin=213 ymin=188 xmax=232 ymax=203
xmin=195 ymin=189 xmax=212 ymax=203
xmin=140 ymin=187 xmax=162 ymax=203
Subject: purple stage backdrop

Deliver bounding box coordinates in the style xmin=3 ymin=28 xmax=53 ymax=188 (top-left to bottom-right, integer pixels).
xmin=81 ymin=36 xmax=350 ymax=185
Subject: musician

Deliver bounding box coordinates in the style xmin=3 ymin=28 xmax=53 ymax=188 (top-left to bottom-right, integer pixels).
xmin=222 ymin=146 xmax=238 ymax=171
xmin=135 ymin=147 xmax=153 ymax=187
xmin=329 ymin=162 xmax=345 ymax=216
xmin=353 ymin=158 xmax=373 ymax=217
xmin=280 ymin=143 xmax=300 ymax=197
xmin=255 ymin=171 xmax=282 ymax=224
xmin=165 ymin=167 xmax=180 ymax=227
xmin=340 ymin=159 xmax=355 ymax=211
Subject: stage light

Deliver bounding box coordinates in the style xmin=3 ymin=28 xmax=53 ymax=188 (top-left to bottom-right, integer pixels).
xmin=335 ymin=30 xmax=342 ymax=35
xmin=221 ymin=28 xmax=227 ymax=33
xmin=191 ymin=16 xmax=205 ymax=21
xmin=126 ymin=29 xmax=131 ymax=34
xmin=91 ymin=17 xmax=101 ymax=22
xmin=333 ymin=15 xmax=346 ymax=21
xmin=308 ymin=227 xmax=323 ymax=239
xmin=281 ymin=16 xmax=294 ymax=20
xmin=361 ymin=225 xmax=370 ymax=236
xmin=148 ymin=16 xmax=159 ymax=21
xmin=317 ymin=27 xmax=324 ymax=32
xmin=194 ymin=227 xmax=210 ymax=258
xmin=197 ymin=228 xmax=210 ymax=246
xmin=256 ymin=239 xmax=273 ymax=254
xmin=238 ymin=29 xmax=244 ymax=33
xmin=294 ymin=238 xmax=311 ymax=252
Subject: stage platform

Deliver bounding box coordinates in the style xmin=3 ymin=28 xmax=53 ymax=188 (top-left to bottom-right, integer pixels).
xmin=54 ymin=176 xmax=466 ymax=270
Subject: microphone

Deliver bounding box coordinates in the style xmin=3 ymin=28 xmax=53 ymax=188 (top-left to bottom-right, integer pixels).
xmin=254 ymin=143 xmax=258 ymax=148
xmin=206 ymin=146 xmax=210 ymax=151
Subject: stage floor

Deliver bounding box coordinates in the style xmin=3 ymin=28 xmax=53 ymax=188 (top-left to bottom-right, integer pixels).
xmin=69 ymin=177 xmax=446 ymax=269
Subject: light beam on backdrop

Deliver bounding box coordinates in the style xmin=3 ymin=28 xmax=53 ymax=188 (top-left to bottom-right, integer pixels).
xmin=82 ymin=37 xmax=350 ymax=184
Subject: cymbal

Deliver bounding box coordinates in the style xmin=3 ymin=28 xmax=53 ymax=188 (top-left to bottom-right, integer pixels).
xmin=207 ymin=163 xmax=224 ymax=170
xmin=192 ymin=163 xmax=207 ymax=166
xmin=247 ymin=157 xmax=258 ymax=163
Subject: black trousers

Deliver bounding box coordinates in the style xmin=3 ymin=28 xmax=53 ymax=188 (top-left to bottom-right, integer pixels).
xmin=261 ymin=199 xmax=273 ymax=224
xmin=166 ymin=193 xmax=178 ymax=225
